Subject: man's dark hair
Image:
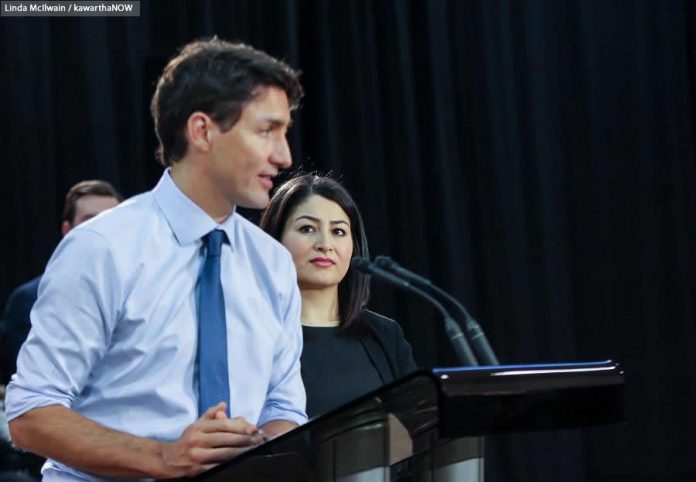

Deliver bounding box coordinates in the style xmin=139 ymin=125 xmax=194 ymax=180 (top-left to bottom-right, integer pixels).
xmin=151 ymin=38 xmax=303 ymax=166
xmin=63 ymin=180 xmax=123 ymax=223
xmin=259 ymin=174 xmax=371 ymax=335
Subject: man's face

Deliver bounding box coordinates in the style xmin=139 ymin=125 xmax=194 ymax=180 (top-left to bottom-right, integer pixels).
xmin=205 ymin=85 xmax=293 ymax=210
xmin=62 ymin=194 xmax=120 ymax=235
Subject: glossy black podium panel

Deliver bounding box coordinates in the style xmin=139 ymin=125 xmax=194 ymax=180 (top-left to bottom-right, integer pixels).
xmin=193 ymin=361 xmax=624 ymax=482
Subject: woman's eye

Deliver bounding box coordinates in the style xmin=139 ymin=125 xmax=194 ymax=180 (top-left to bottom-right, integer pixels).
xmin=299 ymin=225 xmax=315 ymax=234
xmin=333 ymin=228 xmax=346 ymax=236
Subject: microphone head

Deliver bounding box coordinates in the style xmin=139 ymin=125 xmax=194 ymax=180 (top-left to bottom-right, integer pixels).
xmin=373 ymin=255 xmax=395 ymax=269
xmin=351 ymin=256 xmax=373 ymax=273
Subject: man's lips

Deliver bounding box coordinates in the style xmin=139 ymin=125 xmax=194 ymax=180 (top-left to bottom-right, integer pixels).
xmin=310 ymin=257 xmax=335 ymax=267
xmin=259 ymin=174 xmax=275 ymax=190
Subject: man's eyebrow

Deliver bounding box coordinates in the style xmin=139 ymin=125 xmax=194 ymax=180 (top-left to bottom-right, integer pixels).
xmin=260 ymin=117 xmax=292 ymax=128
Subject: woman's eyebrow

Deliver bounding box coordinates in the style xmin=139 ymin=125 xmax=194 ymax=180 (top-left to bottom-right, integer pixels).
xmin=293 ymin=214 xmax=319 ymax=222
xmin=293 ymin=215 xmax=348 ymax=225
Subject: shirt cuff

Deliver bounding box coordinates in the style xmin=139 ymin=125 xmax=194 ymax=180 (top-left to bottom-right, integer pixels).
xmin=4 ymin=381 xmax=71 ymax=422
xmin=257 ymin=406 xmax=307 ymax=427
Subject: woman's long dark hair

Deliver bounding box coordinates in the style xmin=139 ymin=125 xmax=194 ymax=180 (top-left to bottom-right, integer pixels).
xmin=259 ymin=174 xmax=370 ymax=335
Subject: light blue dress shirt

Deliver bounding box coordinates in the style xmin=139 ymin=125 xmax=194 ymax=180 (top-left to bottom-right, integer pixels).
xmin=5 ymin=171 xmax=307 ymax=481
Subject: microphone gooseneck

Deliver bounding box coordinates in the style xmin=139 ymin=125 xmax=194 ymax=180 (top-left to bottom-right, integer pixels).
xmin=374 ymin=255 xmax=500 ymax=365
xmin=352 ymin=256 xmax=478 ymax=366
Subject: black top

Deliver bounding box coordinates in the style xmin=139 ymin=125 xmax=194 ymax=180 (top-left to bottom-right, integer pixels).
xmin=301 ymin=326 xmax=383 ymax=417
xmin=300 ymin=310 xmax=417 ymax=418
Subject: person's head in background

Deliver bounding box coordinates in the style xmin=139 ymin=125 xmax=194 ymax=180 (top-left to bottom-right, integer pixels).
xmin=150 ymin=38 xmax=304 ymax=215
xmin=61 ymin=180 xmax=123 ymax=236
xmin=260 ymin=174 xmax=370 ymax=333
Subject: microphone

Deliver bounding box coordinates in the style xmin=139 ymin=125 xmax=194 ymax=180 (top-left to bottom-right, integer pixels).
xmin=374 ymin=256 xmax=500 ymax=366
xmin=352 ymin=256 xmax=478 ymax=367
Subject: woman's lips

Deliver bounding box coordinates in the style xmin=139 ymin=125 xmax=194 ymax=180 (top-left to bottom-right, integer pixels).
xmin=310 ymin=258 xmax=335 ymax=267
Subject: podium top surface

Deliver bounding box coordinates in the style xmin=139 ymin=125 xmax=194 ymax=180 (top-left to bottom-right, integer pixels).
xmin=194 ymin=361 xmax=624 ymax=481
xmin=433 ymin=360 xmax=623 ymax=394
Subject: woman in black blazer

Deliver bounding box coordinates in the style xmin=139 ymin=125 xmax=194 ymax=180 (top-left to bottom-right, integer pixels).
xmin=260 ymin=174 xmax=417 ymax=418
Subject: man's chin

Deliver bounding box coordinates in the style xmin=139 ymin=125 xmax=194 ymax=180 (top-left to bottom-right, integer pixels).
xmin=236 ymin=194 xmax=270 ymax=210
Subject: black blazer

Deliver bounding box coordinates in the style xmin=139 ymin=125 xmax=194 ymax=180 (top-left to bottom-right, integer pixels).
xmin=0 ymin=275 xmax=41 ymax=384
xmin=358 ymin=310 xmax=418 ymax=384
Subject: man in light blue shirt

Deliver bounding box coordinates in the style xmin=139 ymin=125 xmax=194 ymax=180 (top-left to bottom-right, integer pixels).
xmin=6 ymin=39 xmax=307 ymax=481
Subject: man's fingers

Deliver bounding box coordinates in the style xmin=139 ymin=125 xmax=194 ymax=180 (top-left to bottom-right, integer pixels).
xmin=201 ymin=402 xmax=227 ymax=420
xmin=190 ymin=445 xmax=256 ymax=465
xmin=244 ymin=424 xmax=261 ymax=436
xmin=214 ymin=410 xmax=227 ymax=420
xmin=195 ymin=416 xmax=258 ymax=435
xmin=200 ymin=431 xmax=263 ymax=448
xmin=165 ymin=413 xmax=262 ymax=479
xmin=185 ymin=426 xmax=263 ymax=447
xmin=196 ymin=463 xmax=218 ymax=476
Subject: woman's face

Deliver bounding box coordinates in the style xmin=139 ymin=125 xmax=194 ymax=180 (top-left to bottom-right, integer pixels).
xmin=281 ymin=194 xmax=354 ymax=291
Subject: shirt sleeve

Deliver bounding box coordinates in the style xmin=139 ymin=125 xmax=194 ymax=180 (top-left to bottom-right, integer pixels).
xmin=257 ymin=262 xmax=307 ymax=427
xmin=5 ymin=229 xmax=122 ymax=421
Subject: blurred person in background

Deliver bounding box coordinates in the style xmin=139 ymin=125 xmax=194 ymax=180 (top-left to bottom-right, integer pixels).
xmin=0 ymin=179 xmax=122 ymax=384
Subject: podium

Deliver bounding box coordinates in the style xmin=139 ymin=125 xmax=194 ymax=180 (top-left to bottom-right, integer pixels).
xmin=193 ymin=361 xmax=624 ymax=482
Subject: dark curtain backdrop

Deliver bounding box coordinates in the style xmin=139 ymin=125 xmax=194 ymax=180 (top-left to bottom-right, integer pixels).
xmin=1 ymin=1 xmax=695 ymax=480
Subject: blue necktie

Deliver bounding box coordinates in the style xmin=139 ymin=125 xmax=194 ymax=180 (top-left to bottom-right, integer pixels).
xmin=197 ymin=229 xmax=230 ymax=416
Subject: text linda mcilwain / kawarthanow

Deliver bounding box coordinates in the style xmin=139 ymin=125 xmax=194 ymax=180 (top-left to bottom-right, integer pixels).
xmin=3 ymin=2 xmax=136 ymax=13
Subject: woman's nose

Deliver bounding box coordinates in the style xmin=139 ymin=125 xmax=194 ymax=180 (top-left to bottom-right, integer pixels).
xmin=314 ymin=233 xmax=333 ymax=252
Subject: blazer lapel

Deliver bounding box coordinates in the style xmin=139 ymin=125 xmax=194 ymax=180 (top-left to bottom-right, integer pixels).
xmin=359 ymin=333 xmax=394 ymax=384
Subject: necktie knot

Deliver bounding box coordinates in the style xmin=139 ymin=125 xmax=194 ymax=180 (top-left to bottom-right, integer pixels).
xmin=204 ymin=229 xmax=226 ymax=258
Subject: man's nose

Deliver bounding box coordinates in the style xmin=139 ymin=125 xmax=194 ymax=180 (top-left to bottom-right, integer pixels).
xmin=271 ymin=137 xmax=292 ymax=168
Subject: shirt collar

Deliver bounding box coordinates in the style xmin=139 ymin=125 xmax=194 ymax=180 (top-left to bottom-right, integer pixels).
xmin=152 ymin=170 xmax=237 ymax=248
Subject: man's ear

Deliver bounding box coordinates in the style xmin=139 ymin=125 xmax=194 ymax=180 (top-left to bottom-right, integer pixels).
xmin=61 ymin=220 xmax=72 ymax=237
xmin=185 ymin=112 xmax=216 ymax=153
